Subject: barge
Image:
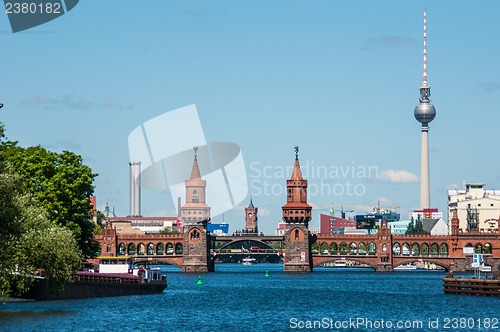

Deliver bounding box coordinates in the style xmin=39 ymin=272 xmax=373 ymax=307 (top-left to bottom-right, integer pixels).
xmin=21 ymin=256 xmax=167 ymax=301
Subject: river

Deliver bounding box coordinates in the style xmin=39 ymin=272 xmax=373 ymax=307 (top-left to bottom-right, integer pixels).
xmin=1 ymin=264 xmax=498 ymax=331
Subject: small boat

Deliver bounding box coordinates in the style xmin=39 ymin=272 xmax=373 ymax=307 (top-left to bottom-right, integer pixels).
xmin=242 ymin=257 xmax=257 ymax=265
xmin=394 ymin=264 xmax=417 ymax=270
xmin=333 ymin=261 xmax=347 ymax=267
xmin=20 ymin=256 xmax=167 ymax=301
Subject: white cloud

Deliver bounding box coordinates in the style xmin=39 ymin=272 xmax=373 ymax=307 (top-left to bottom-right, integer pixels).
xmin=377 ymin=169 xmax=418 ymax=183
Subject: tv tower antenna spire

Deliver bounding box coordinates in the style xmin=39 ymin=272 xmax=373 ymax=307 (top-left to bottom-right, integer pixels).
xmin=423 ymin=8 xmax=428 ymax=85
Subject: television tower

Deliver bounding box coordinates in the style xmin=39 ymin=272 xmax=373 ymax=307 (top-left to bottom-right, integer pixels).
xmin=414 ymin=8 xmax=436 ymax=209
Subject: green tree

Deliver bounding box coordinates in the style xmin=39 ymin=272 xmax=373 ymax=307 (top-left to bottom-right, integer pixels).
xmin=405 ymin=217 xmax=415 ymax=235
xmin=160 ymin=226 xmax=180 ymax=234
xmin=0 ymin=170 xmax=82 ymax=299
xmin=0 ymin=144 xmax=98 ymax=258
xmin=406 ymin=215 xmax=429 ymax=235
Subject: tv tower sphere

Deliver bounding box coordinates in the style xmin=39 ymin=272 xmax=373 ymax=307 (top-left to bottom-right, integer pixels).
xmin=414 ymin=94 xmax=436 ymax=124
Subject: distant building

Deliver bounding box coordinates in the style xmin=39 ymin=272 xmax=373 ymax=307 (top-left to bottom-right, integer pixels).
xmin=275 ymin=221 xmax=286 ymax=236
xmin=448 ymin=183 xmax=500 ymax=231
xmin=422 ymin=217 xmax=448 ymax=235
xmin=207 ymin=223 xmax=229 ymax=236
xmin=332 ymin=227 xmax=367 ymax=235
xmin=389 ymin=220 xmax=411 ymax=235
xmin=309 ymin=228 xmax=321 ymax=235
xmin=320 ymin=213 xmax=356 ymax=234
xmin=244 ymin=198 xmax=258 ymax=233
xmin=104 ymin=216 xmax=180 ymax=234
xmin=412 ymin=208 xmax=442 ymax=220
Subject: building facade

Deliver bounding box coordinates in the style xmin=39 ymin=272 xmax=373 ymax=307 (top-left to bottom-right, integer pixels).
xmin=319 ymin=213 xmax=356 ymax=234
xmin=448 ymin=183 xmax=500 ymax=231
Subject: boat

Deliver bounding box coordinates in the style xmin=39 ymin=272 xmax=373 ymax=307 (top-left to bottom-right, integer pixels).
xmin=333 ymin=261 xmax=347 ymax=267
xmin=242 ymin=257 xmax=257 ymax=265
xmin=20 ymin=256 xmax=167 ymax=301
xmin=394 ymin=264 xmax=417 ymax=270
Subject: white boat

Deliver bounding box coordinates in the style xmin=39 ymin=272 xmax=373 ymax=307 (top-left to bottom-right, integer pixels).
xmin=242 ymin=257 xmax=257 ymax=265
xmin=333 ymin=261 xmax=347 ymax=267
xmin=394 ymin=264 xmax=417 ymax=270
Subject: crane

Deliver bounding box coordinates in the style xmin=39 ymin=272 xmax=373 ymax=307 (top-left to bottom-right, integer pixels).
xmin=319 ymin=203 xmax=354 ymax=219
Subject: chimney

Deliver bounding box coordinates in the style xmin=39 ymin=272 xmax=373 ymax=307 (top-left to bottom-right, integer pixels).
xmin=129 ymin=161 xmax=141 ymax=216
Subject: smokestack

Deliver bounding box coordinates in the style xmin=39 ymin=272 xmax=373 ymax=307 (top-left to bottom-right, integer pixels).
xmin=177 ymin=197 xmax=181 ymax=217
xmin=129 ymin=161 xmax=141 ymax=216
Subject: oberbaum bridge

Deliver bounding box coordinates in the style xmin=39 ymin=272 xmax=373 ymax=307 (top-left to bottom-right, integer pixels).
xmin=98 ymin=148 xmax=500 ymax=274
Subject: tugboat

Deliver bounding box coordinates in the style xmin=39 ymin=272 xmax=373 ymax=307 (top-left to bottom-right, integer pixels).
xmin=21 ymin=256 xmax=167 ymax=301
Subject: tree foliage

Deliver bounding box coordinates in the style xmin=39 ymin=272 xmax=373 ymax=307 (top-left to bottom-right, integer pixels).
xmin=0 ymin=170 xmax=82 ymax=299
xmin=0 ymin=143 xmax=99 ymax=257
xmin=160 ymin=226 xmax=181 ymax=234
xmin=405 ymin=216 xmax=429 ymax=235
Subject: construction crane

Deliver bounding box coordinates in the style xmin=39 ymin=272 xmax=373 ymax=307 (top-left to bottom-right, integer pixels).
xmin=373 ymin=200 xmax=399 ymax=214
xmin=325 ymin=204 xmax=354 ymax=219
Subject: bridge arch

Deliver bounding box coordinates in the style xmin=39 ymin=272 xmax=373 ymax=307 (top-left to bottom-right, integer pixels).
xmin=368 ymin=242 xmax=376 ymax=255
xmin=133 ymin=258 xmax=183 ymax=269
xmin=156 ymin=243 xmax=164 ymax=255
xmin=118 ymin=243 xmax=126 ymax=255
xmin=412 ymin=243 xmax=420 ymax=256
xmin=128 ymin=243 xmax=136 ymax=255
xmin=329 ymin=242 xmax=338 ymax=254
xmin=440 ymin=243 xmax=448 ymax=256
xmin=421 ymin=243 xmax=429 ymax=256
xmin=484 ymin=243 xmax=492 ymax=254
xmin=218 ymin=239 xmax=276 ymax=251
xmin=312 ymin=257 xmax=377 ymax=270
xmin=147 ymin=243 xmax=155 ymax=255
xmin=430 ymin=243 xmax=439 ymax=257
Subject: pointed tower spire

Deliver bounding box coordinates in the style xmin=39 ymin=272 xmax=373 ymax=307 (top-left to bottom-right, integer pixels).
xmin=291 ymin=146 xmax=303 ymax=180
xmin=190 ymin=146 xmax=202 ymax=180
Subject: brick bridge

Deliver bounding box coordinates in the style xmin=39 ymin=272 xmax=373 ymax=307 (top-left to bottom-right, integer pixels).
xmin=98 ymin=212 xmax=500 ymax=273
xmin=97 ymin=150 xmax=500 ymax=273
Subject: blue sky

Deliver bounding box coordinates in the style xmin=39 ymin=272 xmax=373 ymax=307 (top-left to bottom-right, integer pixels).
xmin=2 ymin=1 xmax=500 ymax=234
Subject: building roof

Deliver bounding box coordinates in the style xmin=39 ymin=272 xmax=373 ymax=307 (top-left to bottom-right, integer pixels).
xmin=190 ymin=155 xmax=202 ymax=179
xmin=291 ymin=157 xmax=303 ymax=180
xmin=422 ymin=218 xmax=439 ymax=233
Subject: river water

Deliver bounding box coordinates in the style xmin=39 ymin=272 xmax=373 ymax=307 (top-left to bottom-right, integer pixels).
xmin=1 ymin=264 xmax=498 ymax=331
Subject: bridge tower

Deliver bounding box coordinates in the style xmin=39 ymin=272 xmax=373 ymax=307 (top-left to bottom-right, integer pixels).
xmin=244 ymin=197 xmax=258 ymax=234
xmin=179 ymin=147 xmax=211 ymax=223
xmin=374 ymin=220 xmax=394 ymax=272
xmin=282 ymin=146 xmax=313 ymax=272
xmin=181 ymin=147 xmax=213 ymax=272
